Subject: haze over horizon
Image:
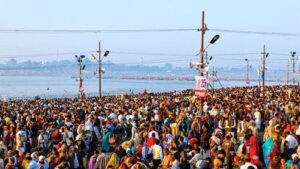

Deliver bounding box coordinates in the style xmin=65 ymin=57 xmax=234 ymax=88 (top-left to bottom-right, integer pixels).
xmin=0 ymin=0 xmax=299 ymax=69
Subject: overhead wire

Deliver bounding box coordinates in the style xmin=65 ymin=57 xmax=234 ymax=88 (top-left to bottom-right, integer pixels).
xmin=0 ymin=28 xmax=197 ymax=34
xmin=0 ymin=50 xmax=267 ymax=59
xmin=0 ymin=27 xmax=298 ymax=37
xmin=0 ymin=25 xmax=297 ymax=69
xmin=0 ymin=51 xmax=246 ymax=60
xmin=0 ymin=50 xmax=96 ymax=59
xmin=0 ymin=50 xmax=292 ymax=61
xmin=207 ymin=28 xmax=300 ymax=37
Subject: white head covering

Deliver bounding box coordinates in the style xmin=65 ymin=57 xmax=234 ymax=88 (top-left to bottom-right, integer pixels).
xmin=292 ymin=154 xmax=299 ymax=160
xmin=39 ymin=155 xmax=45 ymax=161
xmin=31 ymin=152 xmax=37 ymax=160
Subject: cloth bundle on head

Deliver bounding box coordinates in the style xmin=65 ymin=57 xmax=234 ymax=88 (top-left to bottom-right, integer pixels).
xmin=213 ymin=128 xmax=223 ymax=136
xmin=292 ymin=154 xmax=299 ymax=161
xmin=39 ymin=155 xmax=45 ymax=161
xmin=31 ymin=152 xmax=37 ymax=160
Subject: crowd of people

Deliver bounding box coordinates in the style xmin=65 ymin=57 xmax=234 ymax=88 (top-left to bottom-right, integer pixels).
xmin=0 ymin=85 xmax=299 ymax=169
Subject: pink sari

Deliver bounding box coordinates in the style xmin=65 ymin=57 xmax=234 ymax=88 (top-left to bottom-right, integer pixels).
xmin=88 ymin=155 xmax=97 ymax=169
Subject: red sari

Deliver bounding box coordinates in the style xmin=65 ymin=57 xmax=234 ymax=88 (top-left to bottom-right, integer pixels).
xmin=246 ymin=135 xmax=259 ymax=158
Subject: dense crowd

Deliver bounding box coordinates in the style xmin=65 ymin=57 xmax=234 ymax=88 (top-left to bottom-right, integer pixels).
xmin=0 ymin=85 xmax=299 ymax=169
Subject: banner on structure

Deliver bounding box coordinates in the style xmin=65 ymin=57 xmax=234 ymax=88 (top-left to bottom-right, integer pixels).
xmin=194 ymin=76 xmax=207 ymax=98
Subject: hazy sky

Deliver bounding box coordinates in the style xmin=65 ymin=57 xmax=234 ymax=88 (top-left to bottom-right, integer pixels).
xmin=0 ymin=0 xmax=299 ymax=69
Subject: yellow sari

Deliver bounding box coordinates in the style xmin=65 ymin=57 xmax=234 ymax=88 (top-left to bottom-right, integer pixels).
xmin=106 ymin=153 xmax=119 ymax=169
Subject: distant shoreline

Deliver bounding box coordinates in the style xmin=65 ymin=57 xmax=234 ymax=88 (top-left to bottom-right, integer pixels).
xmin=0 ymin=74 xmax=289 ymax=83
xmin=3 ymin=84 xmax=299 ymax=101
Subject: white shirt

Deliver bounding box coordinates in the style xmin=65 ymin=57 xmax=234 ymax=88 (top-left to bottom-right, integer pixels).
xmin=171 ymin=160 xmax=180 ymax=169
xmin=286 ymin=134 xmax=298 ymax=149
xmin=296 ymin=125 xmax=300 ymax=135
xmin=84 ymin=120 xmax=93 ymax=131
xmin=189 ymin=153 xmax=202 ymax=164
xmin=203 ymin=104 xmax=208 ymax=113
xmin=209 ymin=107 xmax=218 ymax=116
xmin=240 ymin=162 xmax=258 ymax=169
xmin=254 ymin=111 xmax=261 ymax=122
xmin=154 ymin=114 xmax=160 ymax=122
xmin=149 ymin=144 xmax=163 ymax=160
xmin=38 ymin=134 xmax=49 ymax=148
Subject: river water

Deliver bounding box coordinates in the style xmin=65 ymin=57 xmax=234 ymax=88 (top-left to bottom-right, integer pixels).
xmin=0 ymin=76 xmax=282 ymax=99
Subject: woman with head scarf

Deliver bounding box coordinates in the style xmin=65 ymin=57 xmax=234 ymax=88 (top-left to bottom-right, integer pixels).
xmin=88 ymin=150 xmax=99 ymax=169
xmin=105 ymin=151 xmax=119 ymax=169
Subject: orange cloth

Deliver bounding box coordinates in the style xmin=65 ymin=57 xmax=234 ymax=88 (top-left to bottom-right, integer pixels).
xmin=161 ymin=154 xmax=172 ymax=169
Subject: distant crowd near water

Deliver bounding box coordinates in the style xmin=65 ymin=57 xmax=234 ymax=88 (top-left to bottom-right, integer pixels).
xmin=0 ymin=85 xmax=299 ymax=169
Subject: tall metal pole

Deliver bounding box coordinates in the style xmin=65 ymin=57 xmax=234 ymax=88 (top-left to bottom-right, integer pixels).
xmin=262 ymin=45 xmax=266 ymax=102
xmin=200 ymin=11 xmax=205 ymax=75
xmin=246 ymin=60 xmax=249 ymax=82
xmin=79 ymin=59 xmax=83 ymax=96
xmin=287 ymin=60 xmax=290 ymax=85
xmin=292 ymin=54 xmax=296 ymax=85
xmin=98 ymin=42 xmax=102 ymax=97
xmin=199 ymin=11 xmax=205 ymax=113
xmin=245 ymin=59 xmax=250 ymax=84
xmin=258 ymin=57 xmax=261 ymax=86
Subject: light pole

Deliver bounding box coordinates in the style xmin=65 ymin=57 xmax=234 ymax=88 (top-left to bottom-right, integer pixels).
xmin=191 ymin=11 xmax=219 ymax=113
xmin=245 ymin=59 xmax=250 ymax=84
xmin=197 ymin=11 xmax=220 ymax=76
xmin=93 ymin=42 xmax=109 ymax=97
xmin=261 ymin=45 xmax=269 ymax=102
xmin=290 ymin=51 xmax=297 ymax=85
xmin=287 ymin=60 xmax=290 ymax=85
xmin=75 ymin=55 xmax=86 ymax=96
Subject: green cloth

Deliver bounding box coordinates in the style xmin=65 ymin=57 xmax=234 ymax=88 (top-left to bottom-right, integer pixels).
xmin=131 ymin=146 xmax=137 ymax=154
xmin=285 ymin=160 xmax=293 ymax=169
xmin=102 ymin=131 xmax=112 ymax=152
